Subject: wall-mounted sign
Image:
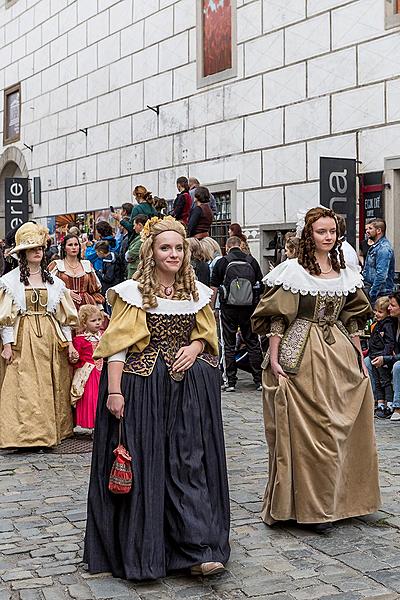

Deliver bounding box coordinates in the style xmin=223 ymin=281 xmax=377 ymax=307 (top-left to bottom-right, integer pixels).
xmin=3 ymin=83 xmax=21 ymax=145
xmin=320 ymin=156 xmax=357 ymax=246
xmin=5 ymin=178 xmax=29 ymax=232
xmin=358 ymin=171 xmax=384 ymax=242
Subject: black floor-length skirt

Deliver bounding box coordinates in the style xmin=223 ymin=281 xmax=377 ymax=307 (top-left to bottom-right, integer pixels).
xmin=84 ymin=357 xmax=230 ymax=581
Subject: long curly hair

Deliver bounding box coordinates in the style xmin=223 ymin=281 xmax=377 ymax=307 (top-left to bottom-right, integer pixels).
xmin=297 ymin=207 xmax=345 ymax=276
xmin=18 ymin=249 xmax=54 ymax=286
xmin=133 ymin=218 xmax=199 ymax=309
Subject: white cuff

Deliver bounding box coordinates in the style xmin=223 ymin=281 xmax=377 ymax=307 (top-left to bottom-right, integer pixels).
xmin=61 ymin=326 xmax=72 ymax=342
xmin=1 ymin=326 xmax=14 ymax=345
xmin=108 ymin=349 xmax=127 ymax=363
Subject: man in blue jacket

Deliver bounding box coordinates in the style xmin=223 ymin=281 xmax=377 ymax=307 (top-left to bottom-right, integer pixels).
xmin=362 ymin=218 xmax=395 ymax=306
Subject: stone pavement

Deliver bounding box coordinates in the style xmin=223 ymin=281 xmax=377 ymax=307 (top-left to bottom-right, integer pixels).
xmin=0 ymin=373 xmax=400 ymax=600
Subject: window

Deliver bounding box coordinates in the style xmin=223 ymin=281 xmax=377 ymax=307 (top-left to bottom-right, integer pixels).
xmin=385 ymin=0 xmax=400 ymax=28
xmin=3 ymin=83 xmax=21 ymax=145
xmin=196 ymin=0 xmax=237 ymax=88
xmin=210 ymin=190 xmax=232 ymax=251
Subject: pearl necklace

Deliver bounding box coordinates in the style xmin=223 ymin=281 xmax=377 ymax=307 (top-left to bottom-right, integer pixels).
xmin=29 ymin=268 xmax=41 ymax=275
xmin=65 ymin=258 xmax=81 ymax=272
xmin=319 ymin=259 xmax=333 ymax=275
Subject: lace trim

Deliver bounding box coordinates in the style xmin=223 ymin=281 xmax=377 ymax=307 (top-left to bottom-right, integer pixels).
xmin=0 ymin=267 xmax=66 ymax=314
xmin=263 ymin=259 xmax=364 ymax=297
xmin=54 ymin=259 xmax=93 ymax=274
xmin=107 ymin=280 xmax=213 ymax=315
xmin=267 ymin=317 xmax=286 ymax=338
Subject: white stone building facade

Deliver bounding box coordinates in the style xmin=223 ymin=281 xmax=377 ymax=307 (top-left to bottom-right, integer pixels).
xmin=0 ymin=0 xmax=400 ymax=263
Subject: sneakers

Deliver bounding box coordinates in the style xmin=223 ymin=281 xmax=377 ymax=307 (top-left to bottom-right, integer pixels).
xmin=256 ymin=384 xmax=263 ymax=392
xmin=225 ymin=386 xmax=236 ymax=392
xmin=375 ymin=406 xmax=393 ymax=419
xmin=390 ymin=411 xmax=400 ymax=422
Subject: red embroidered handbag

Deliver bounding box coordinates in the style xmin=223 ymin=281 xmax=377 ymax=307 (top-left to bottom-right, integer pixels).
xmin=108 ymin=419 xmax=133 ymax=495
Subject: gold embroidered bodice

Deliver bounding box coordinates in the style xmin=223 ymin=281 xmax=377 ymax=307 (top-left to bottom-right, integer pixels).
xmin=124 ymin=313 xmax=218 ymax=379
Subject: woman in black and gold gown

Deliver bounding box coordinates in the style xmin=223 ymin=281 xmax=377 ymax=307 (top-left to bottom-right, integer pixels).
xmin=84 ymin=216 xmax=230 ymax=581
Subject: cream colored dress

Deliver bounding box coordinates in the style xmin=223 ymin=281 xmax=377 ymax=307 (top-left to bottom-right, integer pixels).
xmin=0 ymin=269 xmax=78 ymax=448
xmin=252 ymin=259 xmax=381 ymax=525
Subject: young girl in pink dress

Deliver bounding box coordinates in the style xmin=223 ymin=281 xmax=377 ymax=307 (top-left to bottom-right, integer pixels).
xmin=71 ymin=305 xmax=104 ymax=432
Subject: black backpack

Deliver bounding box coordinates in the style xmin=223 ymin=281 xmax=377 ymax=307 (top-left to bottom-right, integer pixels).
xmin=220 ymin=255 xmax=256 ymax=306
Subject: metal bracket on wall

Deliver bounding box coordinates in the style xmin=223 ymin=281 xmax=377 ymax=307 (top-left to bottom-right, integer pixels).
xmin=147 ymin=105 xmax=160 ymax=115
xmin=79 ymin=128 xmax=88 ymax=136
xmin=23 ymin=143 xmax=33 ymax=151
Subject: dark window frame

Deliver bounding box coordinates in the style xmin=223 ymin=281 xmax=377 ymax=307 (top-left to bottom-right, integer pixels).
xmin=3 ymin=83 xmax=21 ymax=146
xmin=385 ymin=0 xmax=400 ymax=28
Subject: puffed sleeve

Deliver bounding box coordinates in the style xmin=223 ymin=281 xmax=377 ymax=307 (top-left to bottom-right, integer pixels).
xmin=251 ymin=285 xmax=299 ymax=337
xmin=0 ymin=289 xmax=19 ymax=344
xmin=339 ymin=288 xmax=372 ymax=336
xmin=87 ymin=271 xmax=105 ymax=305
xmin=54 ymin=290 xmax=79 ymax=341
xmin=190 ymin=304 xmax=219 ymax=356
xmin=93 ymin=295 xmax=150 ymax=359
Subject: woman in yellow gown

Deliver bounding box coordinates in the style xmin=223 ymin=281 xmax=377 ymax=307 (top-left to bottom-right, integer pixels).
xmin=252 ymin=207 xmax=381 ymax=532
xmin=0 ymin=223 xmax=78 ymax=448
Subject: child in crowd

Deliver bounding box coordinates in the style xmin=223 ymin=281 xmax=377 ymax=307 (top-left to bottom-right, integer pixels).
xmin=369 ymin=296 xmax=396 ymax=419
xmin=71 ymin=305 xmax=104 ymax=434
xmin=126 ymin=214 xmax=147 ymax=278
xmin=94 ymin=240 xmax=122 ymax=312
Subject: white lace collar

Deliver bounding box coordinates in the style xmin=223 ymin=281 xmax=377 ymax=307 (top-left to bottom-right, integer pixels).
xmin=54 ymin=259 xmax=93 ymax=274
xmin=107 ymin=279 xmax=213 ymax=314
xmin=263 ymin=258 xmax=364 ymax=297
xmin=0 ymin=267 xmax=67 ymax=313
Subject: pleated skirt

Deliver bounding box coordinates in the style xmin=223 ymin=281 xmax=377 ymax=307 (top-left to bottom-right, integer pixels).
xmin=84 ymin=356 xmax=231 ymax=581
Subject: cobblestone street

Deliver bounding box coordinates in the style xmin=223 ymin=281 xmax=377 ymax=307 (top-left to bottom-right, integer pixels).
xmin=0 ymin=374 xmax=399 ymax=600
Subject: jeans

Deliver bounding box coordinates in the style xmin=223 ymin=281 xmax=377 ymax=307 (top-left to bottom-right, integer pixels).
xmin=366 ymin=356 xmax=400 ymax=408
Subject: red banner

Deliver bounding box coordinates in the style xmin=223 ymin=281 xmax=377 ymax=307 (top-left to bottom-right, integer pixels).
xmin=203 ymin=0 xmax=232 ymax=77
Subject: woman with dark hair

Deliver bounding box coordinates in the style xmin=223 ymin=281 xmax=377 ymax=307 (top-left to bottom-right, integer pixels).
xmin=172 ymin=176 xmax=192 ymax=225
xmin=49 ymin=234 xmax=104 ymax=312
xmin=0 ymin=222 xmax=78 ymax=448
xmin=188 ymin=187 xmax=213 ymax=239
xmin=228 ymin=223 xmax=250 ymax=254
xmin=370 ymin=292 xmax=400 ymax=422
xmin=252 ymin=207 xmax=380 ymax=531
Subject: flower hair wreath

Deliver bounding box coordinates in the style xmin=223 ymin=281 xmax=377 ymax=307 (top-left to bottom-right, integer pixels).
xmin=140 ymin=215 xmax=177 ymax=241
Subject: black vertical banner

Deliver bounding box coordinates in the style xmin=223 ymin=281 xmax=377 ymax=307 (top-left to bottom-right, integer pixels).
xmin=320 ymin=157 xmax=357 ymax=247
xmin=5 ymin=177 xmax=29 ymax=233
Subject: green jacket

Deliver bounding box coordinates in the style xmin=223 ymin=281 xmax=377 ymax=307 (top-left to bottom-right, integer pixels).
xmin=120 ymin=203 xmax=158 ymax=237
xmin=126 ymin=235 xmax=143 ymax=279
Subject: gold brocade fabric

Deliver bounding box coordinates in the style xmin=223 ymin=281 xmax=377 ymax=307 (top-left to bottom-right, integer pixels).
xmin=124 ymin=313 xmax=218 ymax=379
xmin=0 ymin=289 xmax=73 ymax=448
xmin=252 ymin=285 xmax=380 ymax=524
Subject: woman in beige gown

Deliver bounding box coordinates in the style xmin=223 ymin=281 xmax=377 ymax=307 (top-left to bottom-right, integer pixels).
xmin=0 ymin=223 xmax=78 ymax=448
xmin=252 ymin=207 xmax=380 ymax=532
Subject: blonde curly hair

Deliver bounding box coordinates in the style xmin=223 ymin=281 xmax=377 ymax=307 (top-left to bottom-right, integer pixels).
xmin=133 ymin=217 xmax=199 ymax=309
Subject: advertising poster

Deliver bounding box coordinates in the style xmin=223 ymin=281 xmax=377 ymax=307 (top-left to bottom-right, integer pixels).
xmin=203 ymin=0 xmax=232 ymax=77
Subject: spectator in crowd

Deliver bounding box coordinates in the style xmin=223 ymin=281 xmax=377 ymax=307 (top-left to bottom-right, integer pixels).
xmin=172 ymin=177 xmax=192 ymax=225
xmin=211 ymin=235 xmax=264 ymax=392
xmin=336 ymin=216 xmax=359 ymax=269
xmin=200 ymin=237 xmax=223 ymax=278
xmin=188 ymin=237 xmax=210 ymax=286
xmin=94 ymin=240 xmax=123 ymax=308
xmin=362 ymin=219 xmax=394 ymax=305
xmin=116 ymin=203 xmax=134 ymax=279
xmin=358 ymin=235 xmax=374 ymax=267
xmin=284 ymin=232 xmax=299 ymax=260
xmin=370 ymin=293 xmax=400 ymax=422
xmin=189 ymin=177 xmax=217 ymax=214
xmin=126 ymin=214 xmax=147 ymax=279
xmin=153 ymin=196 xmax=168 ymax=216
xmin=113 ymin=189 xmax=157 ymax=240
xmin=368 ymin=296 xmax=396 ymax=419
xmin=85 ymin=221 xmax=120 ymax=272
xmin=229 ymin=223 xmax=251 ymax=254
xmin=188 ymin=186 xmax=214 ymax=239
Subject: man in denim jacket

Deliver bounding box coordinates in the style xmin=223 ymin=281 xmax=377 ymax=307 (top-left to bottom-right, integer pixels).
xmin=362 ymin=218 xmax=395 ymax=305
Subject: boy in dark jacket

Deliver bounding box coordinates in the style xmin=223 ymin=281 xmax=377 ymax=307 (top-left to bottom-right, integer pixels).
xmin=94 ymin=240 xmax=122 ymax=314
xmin=369 ymin=296 xmax=397 ymax=418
